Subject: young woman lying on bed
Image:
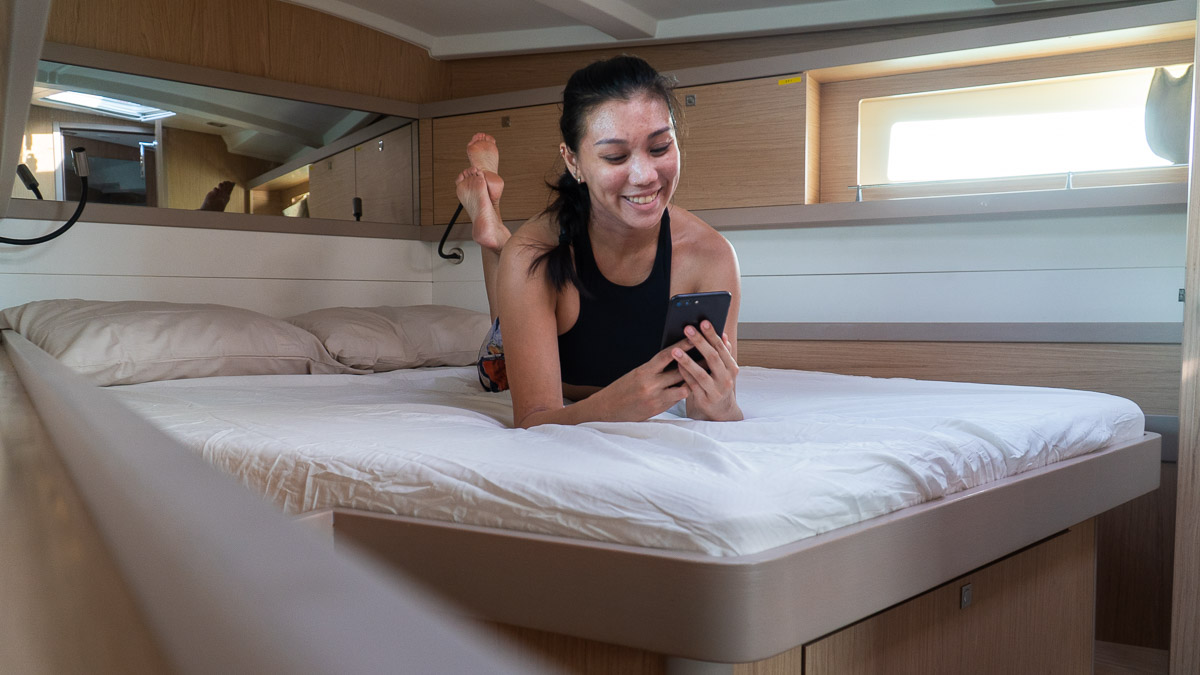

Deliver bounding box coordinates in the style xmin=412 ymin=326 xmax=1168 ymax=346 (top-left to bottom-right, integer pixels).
xmin=456 ymin=55 xmax=744 ymax=428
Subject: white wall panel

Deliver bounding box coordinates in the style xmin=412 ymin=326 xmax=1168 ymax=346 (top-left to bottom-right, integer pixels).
xmin=431 ymin=280 xmax=490 ymax=315
xmin=432 ymin=240 xmax=485 ymax=283
xmin=725 ymin=210 xmax=1187 ymax=277
xmin=429 ymin=211 xmax=1187 ymax=326
xmin=1 ymin=275 xmax=431 ymax=318
xmin=741 ymin=267 xmax=1185 ymax=323
xmin=0 ymin=220 xmax=433 ymax=280
xmin=0 ymin=219 xmax=436 ymax=316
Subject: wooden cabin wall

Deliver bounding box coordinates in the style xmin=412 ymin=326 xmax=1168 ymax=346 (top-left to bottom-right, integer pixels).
xmin=44 ymin=0 xmax=452 ymax=103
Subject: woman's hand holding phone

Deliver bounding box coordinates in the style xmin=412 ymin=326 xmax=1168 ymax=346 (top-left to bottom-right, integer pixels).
xmin=671 ymin=320 xmax=742 ymax=421
xmin=589 ymin=345 xmax=691 ymax=422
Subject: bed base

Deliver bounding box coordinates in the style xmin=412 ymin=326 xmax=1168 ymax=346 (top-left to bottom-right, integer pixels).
xmin=315 ymin=432 xmax=1158 ymax=666
xmin=467 ymin=519 xmax=1096 ymax=674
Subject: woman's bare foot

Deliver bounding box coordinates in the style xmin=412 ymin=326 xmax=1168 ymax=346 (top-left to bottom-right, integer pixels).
xmin=456 ymin=167 xmax=509 ymax=252
xmin=466 ymin=133 xmax=499 ymax=173
xmin=199 ymin=180 xmax=234 ymax=211
xmin=466 ymin=133 xmax=504 ymax=204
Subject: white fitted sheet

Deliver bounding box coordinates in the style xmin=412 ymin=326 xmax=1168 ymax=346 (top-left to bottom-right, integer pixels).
xmin=108 ymin=366 xmax=1144 ymax=556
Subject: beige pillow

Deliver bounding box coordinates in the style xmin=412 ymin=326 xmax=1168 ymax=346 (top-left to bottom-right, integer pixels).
xmin=286 ymin=305 xmax=491 ymax=372
xmin=0 ymin=299 xmax=355 ymax=385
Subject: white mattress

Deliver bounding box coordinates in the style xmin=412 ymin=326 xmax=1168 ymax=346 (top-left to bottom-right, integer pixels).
xmin=108 ymin=366 xmax=1144 ymax=556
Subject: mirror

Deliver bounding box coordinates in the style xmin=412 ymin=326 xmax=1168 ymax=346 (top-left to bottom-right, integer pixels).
xmin=14 ymin=60 xmax=415 ymax=223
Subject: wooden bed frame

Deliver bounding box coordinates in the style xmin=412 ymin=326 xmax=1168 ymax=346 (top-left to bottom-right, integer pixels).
xmin=301 ymin=432 xmax=1158 ymax=673
xmin=2 ymin=330 xmax=1163 ymax=674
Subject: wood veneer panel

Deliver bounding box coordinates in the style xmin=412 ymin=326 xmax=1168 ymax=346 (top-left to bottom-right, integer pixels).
xmin=0 ymin=345 xmax=170 ymax=674
xmin=805 ymin=75 xmax=822 ymax=204
xmin=1171 ymin=15 xmax=1200 ymax=673
xmin=431 ymin=104 xmax=562 ymax=225
xmin=734 ymin=646 xmax=804 ymax=675
xmin=820 ymin=40 xmax=1195 ymax=203
xmin=1096 ymin=463 xmax=1177 ymax=650
xmin=1094 ymin=640 xmax=1169 ymax=674
xmin=162 ymin=127 xmax=277 ymax=213
xmin=673 ymin=76 xmax=806 ymax=211
xmin=419 ymin=119 xmax=434 ymax=227
xmin=354 ymin=125 xmax=415 ymax=225
xmin=45 ymin=0 xmax=451 ymax=103
xmin=804 ymin=521 xmax=1096 ymax=675
xmin=738 ymin=340 xmax=1181 ymax=415
xmin=306 ymin=144 xmax=356 ymax=221
xmin=480 ymin=624 xmax=665 ymax=675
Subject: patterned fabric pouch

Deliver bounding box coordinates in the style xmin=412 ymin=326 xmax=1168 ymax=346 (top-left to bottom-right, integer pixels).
xmin=477 ymin=317 xmax=509 ymax=392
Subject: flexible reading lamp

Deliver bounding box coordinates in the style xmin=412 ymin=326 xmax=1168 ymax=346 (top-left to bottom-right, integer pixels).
xmin=1 ymin=147 xmax=90 ymax=246
xmin=437 ymin=204 xmax=465 ymax=263
xmin=16 ymin=164 xmax=42 ymax=200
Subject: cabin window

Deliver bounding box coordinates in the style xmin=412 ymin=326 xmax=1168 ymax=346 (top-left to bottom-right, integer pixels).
xmin=855 ymin=63 xmax=1190 ymax=196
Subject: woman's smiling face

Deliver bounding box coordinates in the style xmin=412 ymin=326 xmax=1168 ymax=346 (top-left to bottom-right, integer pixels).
xmin=563 ymin=92 xmax=680 ymax=234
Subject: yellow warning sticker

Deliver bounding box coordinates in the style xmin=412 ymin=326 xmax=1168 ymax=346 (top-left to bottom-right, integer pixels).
xmin=777 ymin=75 xmax=804 ymax=86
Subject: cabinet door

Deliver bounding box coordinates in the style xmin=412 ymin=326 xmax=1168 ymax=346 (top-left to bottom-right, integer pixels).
xmin=431 ymin=104 xmax=561 ymax=225
xmin=803 ymin=520 xmax=1095 ymax=675
xmin=307 ymin=146 xmax=356 ymax=221
xmin=673 ymin=75 xmax=807 ymax=210
xmin=356 ymin=125 xmax=415 ymax=225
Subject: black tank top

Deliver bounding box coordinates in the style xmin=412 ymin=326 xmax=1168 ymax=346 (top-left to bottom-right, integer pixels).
xmin=558 ymin=210 xmax=672 ymax=387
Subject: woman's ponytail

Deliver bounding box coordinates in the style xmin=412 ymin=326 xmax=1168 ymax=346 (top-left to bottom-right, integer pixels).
xmin=530 ymin=170 xmax=589 ymax=292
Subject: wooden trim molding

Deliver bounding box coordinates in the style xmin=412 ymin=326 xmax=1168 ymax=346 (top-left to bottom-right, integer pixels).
xmin=5 ymin=198 xmax=424 ymax=240
xmin=739 ymin=322 xmax=1184 ymax=344
xmin=739 ymin=339 xmax=1182 ymax=416
xmin=424 ymin=181 xmax=1187 ymax=236
xmin=1170 ymin=5 xmax=1200 ymax=670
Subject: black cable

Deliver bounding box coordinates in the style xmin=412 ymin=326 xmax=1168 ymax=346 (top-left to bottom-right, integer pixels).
xmin=437 ymin=203 xmax=465 ymax=262
xmin=0 ymin=178 xmax=88 ymax=245
xmin=2 ymin=148 xmax=89 ymax=246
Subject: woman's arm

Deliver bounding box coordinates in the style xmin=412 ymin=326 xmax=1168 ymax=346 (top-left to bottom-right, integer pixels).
xmin=497 ymin=226 xmax=691 ymax=428
xmin=670 ymin=218 xmax=744 ymax=421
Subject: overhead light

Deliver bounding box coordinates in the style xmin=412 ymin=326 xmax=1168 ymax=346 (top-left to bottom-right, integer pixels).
xmin=41 ymin=91 xmax=175 ymax=122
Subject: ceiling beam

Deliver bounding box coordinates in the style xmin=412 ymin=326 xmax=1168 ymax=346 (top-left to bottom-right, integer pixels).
xmin=530 ymin=0 xmax=657 ymax=39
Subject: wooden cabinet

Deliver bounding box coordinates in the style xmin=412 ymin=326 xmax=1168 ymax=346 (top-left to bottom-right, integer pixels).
xmin=307 ymin=125 xmax=415 ymax=224
xmin=802 ymin=520 xmax=1095 ymax=675
xmin=427 ymin=74 xmax=809 ymax=225
xmin=431 ymin=104 xmax=562 ymax=225
xmin=673 ymin=75 xmax=807 ymax=211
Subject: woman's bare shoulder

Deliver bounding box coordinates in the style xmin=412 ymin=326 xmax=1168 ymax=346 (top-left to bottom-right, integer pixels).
xmin=669 ymin=205 xmax=736 ymax=260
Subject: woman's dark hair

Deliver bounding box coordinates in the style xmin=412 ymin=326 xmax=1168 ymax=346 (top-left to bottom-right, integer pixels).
xmin=530 ymin=55 xmax=680 ymax=291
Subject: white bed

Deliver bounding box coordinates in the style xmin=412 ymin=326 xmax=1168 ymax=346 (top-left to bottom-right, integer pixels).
xmin=108 ymin=364 xmax=1144 ymax=557
xmin=0 ymin=300 xmax=1162 ymax=670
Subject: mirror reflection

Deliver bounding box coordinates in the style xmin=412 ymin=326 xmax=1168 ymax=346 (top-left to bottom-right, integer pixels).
xmin=14 ymin=61 xmax=414 ymax=223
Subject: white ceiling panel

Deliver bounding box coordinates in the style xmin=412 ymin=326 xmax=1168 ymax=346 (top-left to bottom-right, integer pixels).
xmin=287 ymin=0 xmax=1154 ymax=58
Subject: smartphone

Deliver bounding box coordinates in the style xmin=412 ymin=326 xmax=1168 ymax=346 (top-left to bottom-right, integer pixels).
xmin=660 ymin=291 xmax=732 ymax=370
